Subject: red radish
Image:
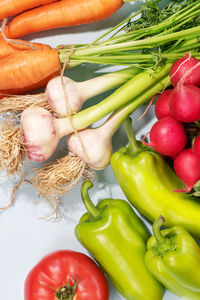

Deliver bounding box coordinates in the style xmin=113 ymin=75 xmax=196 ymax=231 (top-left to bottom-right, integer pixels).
xmin=155 ymin=89 xmax=173 ymax=119
xmin=170 ymin=54 xmax=200 ymax=87
xmin=193 ymin=135 xmax=200 ymax=160
xmin=143 ymin=116 xmax=187 ymax=157
xmin=174 ymin=148 xmax=200 ymax=193
xmin=168 ymin=84 xmax=200 ymax=123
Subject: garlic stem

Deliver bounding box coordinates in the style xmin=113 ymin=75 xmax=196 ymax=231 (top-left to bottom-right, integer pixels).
xmin=56 ymin=63 xmax=171 ymax=137
xmin=46 ymin=67 xmax=139 ymax=117
xmin=67 ymin=114 xmax=119 ymax=170
xmin=76 ymin=67 xmax=140 ymax=100
xmin=65 ymin=75 xmax=171 ymax=170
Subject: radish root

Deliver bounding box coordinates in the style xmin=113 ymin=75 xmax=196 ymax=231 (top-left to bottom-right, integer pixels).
xmin=30 ymin=153 xmax=95 ymax=199
xmin=0 ymin=115 xmax=26 ymax=175
xmin=0 ymin=93 xmax=53 ymax=114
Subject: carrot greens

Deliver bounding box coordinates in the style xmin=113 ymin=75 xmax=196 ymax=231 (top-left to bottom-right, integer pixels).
xmin=124 ymin=0 xmax=200 ymax=31
xmin=59 ymin=0 xmax=200 ymax=68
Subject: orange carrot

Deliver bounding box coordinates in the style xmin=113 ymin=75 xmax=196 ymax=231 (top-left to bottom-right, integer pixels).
xmin=0 ymin=0 xmax=57 ymax=19
xmin=0 ymin=49 xmax=61 ymax=95
xmin=5 ymin=0 xmax=124 ymax=38
xmin=0 ymin=38 xmax=51 ymax=59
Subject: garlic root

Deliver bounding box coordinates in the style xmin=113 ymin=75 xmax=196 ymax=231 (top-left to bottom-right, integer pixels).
xmin=0 ymin=93 xmax=53 ymax=114
xmin=30 ymin=154 xmax=95 ymax=199
xmin=0 ymin=115 xmax=26 ymax=175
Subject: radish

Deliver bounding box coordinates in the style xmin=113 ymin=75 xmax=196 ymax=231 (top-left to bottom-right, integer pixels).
xmin=169 ymin=54 xmax=200 ymax=87
xmin=155 ymin=89 xmax=173 ymax=119
xmin=174 ymin=148 xmax=200 ymax=193
xmin=143 ymin=116 xmax=187 ymax=157
xmin=193 ymin=135 xmax=200 ymax=160
xmin=168 ymin=84 xmax=200 ymax=123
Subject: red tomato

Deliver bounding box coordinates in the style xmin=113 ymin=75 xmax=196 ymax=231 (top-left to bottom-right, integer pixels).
xmin=24 ymin=250 xmax=109 ymax=300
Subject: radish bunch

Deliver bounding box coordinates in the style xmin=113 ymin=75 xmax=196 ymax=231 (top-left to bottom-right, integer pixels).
xmin=143 ymin=54 xmax=200 ymax=193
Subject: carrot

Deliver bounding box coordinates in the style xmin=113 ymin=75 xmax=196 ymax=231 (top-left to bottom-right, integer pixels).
xmin=0 ymin=0 xmax=57 ymax=19
xmin=0 ymin=38 xmax=51 ymax=59
xmin=5 ymin=0 xmax=125 ymax=38
xmin=0 ymin=49 xmax=61 ymax=95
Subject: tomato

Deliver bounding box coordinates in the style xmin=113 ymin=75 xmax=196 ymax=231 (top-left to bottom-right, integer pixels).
xmin=24 ymin=250 xmax=109 ymax=300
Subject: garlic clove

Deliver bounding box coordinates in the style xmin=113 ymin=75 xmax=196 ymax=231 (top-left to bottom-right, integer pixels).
xmin=21 ymin=107 xmax=59 ymax=161
xmin=46 ymin=76 xmax=83 ymax=117
xmin=67 ymin=127 xmax=113 ymax=170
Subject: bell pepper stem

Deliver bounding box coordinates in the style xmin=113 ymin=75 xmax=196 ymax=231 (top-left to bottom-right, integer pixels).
xmin=153 ymin=217 xmax=175 ymax=255
xmin=81 ymin=181 xmax=101 ymax=219
xmin=124 ymin=117 xmax=140 ymax=153
xmin=152 ymin=216 xmax=166 ymax=245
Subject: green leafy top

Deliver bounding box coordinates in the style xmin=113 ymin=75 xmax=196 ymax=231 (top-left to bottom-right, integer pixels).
xmin=125 ymin=0 xmax=200 ymax=32
xmin=59 ymin=0 xmax=200 ymax=68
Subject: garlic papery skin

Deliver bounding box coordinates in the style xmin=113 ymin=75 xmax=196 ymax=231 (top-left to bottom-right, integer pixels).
xmin=66 ymin=103 xmax=130 ymax=170
xmin=21 ymin=106 xmax=60 ymax=162
xmin=46 ymin=76 xmax=84 ymax=117
xmin=66 ymin=110 xmax=123 ymax=170
xmin=45 ymin=75 xmax=115 ymax=118
xmin=67 ymin=126 xmax=113 ymax=170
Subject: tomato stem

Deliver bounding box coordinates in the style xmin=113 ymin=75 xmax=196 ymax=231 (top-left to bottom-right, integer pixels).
xmin=55 ymin=276 xmax=78 ymax=300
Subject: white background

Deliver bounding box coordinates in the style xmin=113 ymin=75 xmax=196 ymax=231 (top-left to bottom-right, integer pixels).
xmin=0 ymin=1 xmax=180 ymax=299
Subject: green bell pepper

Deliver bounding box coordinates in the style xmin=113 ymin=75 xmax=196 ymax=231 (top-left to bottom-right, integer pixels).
xmin=145 ymin=216 xmax=200 ymax=299
xmin=75 ymin=181 xmax=164 ymax=300
xmin=111 ymin=118 xmax=200 ymax=238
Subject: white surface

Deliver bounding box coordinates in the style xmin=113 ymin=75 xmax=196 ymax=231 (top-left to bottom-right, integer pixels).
xmin=0 ymin=2 xmax=180 ymax=300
